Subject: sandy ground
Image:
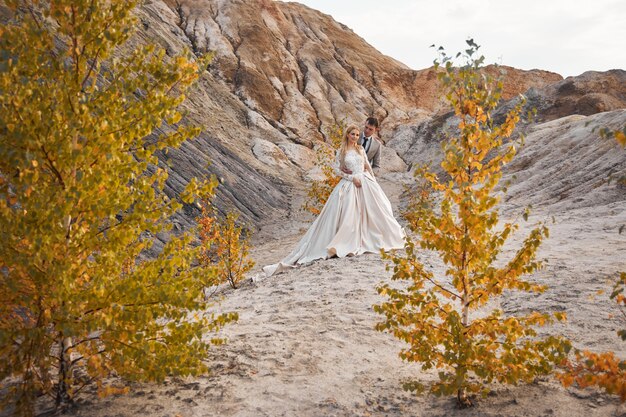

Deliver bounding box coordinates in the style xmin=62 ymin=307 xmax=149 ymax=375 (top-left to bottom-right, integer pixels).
xmin=27 ymin=111 xmax=626 ymax=416
xmin=62 ymin=173 xmax=626 ymax=417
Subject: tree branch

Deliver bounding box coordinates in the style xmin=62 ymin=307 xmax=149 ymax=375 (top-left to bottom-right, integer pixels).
xmin=40 ymin=145 xmax=66 ymax=189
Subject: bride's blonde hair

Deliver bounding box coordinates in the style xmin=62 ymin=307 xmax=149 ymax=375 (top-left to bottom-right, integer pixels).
xmin=339 ymin=125 xmax=360 ymax=169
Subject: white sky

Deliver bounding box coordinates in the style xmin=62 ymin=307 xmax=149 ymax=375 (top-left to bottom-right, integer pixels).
xmin=293 ymin=0 xmax=626 ymax=78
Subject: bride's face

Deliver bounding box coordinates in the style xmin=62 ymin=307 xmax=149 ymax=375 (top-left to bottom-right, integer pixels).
xmin=348 ymin=129 xmax=359 ymax=145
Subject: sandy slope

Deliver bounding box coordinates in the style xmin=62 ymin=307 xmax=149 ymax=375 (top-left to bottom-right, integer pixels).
xmin=40 ymin=111 xmax=626 ymax=417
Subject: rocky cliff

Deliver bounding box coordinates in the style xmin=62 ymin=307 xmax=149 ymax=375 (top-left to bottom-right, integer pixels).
xmin=4 ymin=1 xmax=623 ymax=233
xmin=387 ymin=69 xmax=626 ymax=172
xmin=166 ymin=0 xmax=564 ymax=140
xmin=136 ymin=0 xmax=593 ymax=231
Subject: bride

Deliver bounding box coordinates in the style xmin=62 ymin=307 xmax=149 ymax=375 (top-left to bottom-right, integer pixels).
xmin=263 ymin=125 xmax=405 ymax=276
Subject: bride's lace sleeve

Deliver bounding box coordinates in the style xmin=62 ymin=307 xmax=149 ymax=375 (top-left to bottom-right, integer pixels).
xmin=332 ymin=151 xmax=353 ymax=181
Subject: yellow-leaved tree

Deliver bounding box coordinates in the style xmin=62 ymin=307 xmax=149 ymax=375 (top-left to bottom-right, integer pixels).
xmin=198 ymin=202 xmax=254 ymax=290
xmin=374 ymin=40 xmax=571 ymax=407
xmin=301 ymin=122 xmax=345 ymax=216
xmin=0 ymin=1 xmax=237 ymax=415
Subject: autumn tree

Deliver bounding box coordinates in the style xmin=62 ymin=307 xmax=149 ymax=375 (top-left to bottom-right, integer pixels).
xmin=199 ymin=202 xmax=254 ymax=289
xmin=374 ymin=40 xmax=570 ymax=407
xmin=0 ymin=1 xmax=237 ymax=415
xmin=301 ymin=122 xmax=345 ymax=215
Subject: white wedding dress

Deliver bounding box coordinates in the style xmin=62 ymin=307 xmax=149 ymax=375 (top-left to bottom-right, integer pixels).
xmin=263 ymin=148 xmax=405 ymax=276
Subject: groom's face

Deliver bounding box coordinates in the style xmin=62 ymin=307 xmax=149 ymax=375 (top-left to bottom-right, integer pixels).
xmin=363 ymin=123 xmax=377 ymax=138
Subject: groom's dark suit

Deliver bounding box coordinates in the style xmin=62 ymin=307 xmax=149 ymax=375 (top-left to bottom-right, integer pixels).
xmin=358 ymin=132 xmax=381 ymax=170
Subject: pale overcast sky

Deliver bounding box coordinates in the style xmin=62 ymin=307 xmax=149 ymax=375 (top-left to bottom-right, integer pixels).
xmin=294 ymin=0 xmax=626 ymax=78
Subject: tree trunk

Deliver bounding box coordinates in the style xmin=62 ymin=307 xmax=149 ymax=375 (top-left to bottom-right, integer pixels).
xmin=457 ymin=387 xmax=473 ymax=408
xmin=57 ymin=212 xmax=74 ymax=410
xmin=457 ymin=261 xmax=473 ymax=408
xmin=55 ymin=336 xmax=73 ymax=410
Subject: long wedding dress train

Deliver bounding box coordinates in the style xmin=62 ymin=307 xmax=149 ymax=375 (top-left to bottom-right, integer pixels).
xmin=263 ymin=148 xmax=405 ymax=277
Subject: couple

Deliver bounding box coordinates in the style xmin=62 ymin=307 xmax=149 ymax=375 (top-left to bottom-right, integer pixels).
xmin=263 ymin=118 xmax=405 ymax=277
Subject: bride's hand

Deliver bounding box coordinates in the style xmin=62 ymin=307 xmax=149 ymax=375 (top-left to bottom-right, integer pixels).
xmin=352 ymin=177 xmax=362 ymax=188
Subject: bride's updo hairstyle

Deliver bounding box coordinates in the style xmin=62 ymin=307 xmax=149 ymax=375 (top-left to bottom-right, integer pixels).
xmin=339 ymin=124 xmax=359 ymax=169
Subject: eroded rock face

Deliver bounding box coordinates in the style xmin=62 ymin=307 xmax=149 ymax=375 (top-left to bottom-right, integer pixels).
xmin=163 ymin=0 xmax=564 ymax=142
xmin=251 ymin=138 xmax=291 ymax=168
xmin=141 ymin=1 xmax=626 ymax=238
xmin=133 ymin=2 xmax=300 ymax=246
xmin=387 ymin=70 xmax=626 ymax=171
xmin=502 ymin=110 xmax=626 ymax=212
xmin=485 ymin=65 xmax=563 ymax=101
xmin=7 ymin=0 xmax=622 ymax=239
xmin=528 ymin=70 xmax=626 ymax=122
xmin=166 ymin=0 xmax=420 ymax=139
xmin=378 ymin=146 xmax=408 ymax=174
xmin=277 ymin=142 xmax=317 ymax=170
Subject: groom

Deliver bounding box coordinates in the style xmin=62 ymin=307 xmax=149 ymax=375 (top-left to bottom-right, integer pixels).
xmin=358 ymin=117 xmax=382 ymax=172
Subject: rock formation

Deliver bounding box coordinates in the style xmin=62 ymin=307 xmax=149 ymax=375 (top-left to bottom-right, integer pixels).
xmin=525 ymin=70 xmax=626 ymax=122
xmin=165 ymin=0 xmax=564 ymax=139
xmin=134 ymin=0 xmax=585 ymax=232
xmin=3 ymin=0 xmax=624 ymax=234
xmin=387 ymin=69 xmax=626 ymax=173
